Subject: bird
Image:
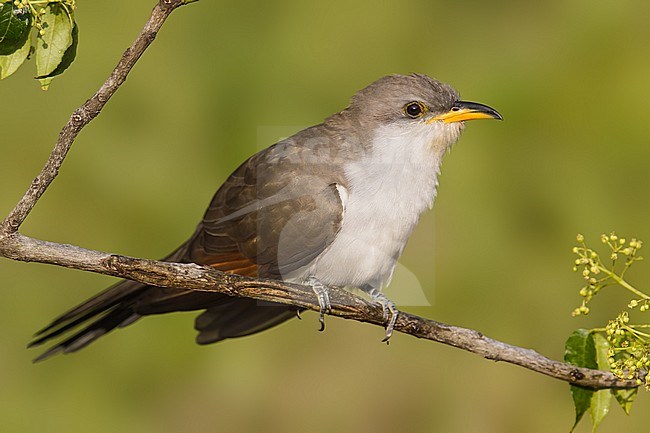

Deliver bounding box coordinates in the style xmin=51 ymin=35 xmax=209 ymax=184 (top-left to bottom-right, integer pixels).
xmin=28 ymin=73 xmax=502 ymax=361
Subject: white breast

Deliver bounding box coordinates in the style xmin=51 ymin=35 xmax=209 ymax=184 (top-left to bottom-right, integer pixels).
xmin=304 ymin=121 xmax=462 ymax=290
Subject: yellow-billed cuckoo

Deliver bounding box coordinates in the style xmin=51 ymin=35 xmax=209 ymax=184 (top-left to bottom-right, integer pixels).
xmin=29 ymin=73 xmax=501 ymax=361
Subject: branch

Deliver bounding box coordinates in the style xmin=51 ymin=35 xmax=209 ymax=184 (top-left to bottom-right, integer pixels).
xmin=0 ymin=233 xmax=637 ymax=390
xmin=0 ymin=0 xmax=637 ymax=392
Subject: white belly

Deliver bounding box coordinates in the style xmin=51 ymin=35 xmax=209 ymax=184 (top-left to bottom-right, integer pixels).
xmin=301 ymin=122 xmax=457 ymax=290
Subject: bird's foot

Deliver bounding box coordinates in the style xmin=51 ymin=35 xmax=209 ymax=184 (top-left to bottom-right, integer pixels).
xmin=371 ymin=290 xmax=399 ymax=343
xmin=306 ymin=276 xmax=332 ymax=332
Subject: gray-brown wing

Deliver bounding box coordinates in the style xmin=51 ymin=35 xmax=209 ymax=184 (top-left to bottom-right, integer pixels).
xmin=174 ymin=140 xmax=347 ymax=343
xmin=119 ymin=137 xmax=347 ymax=324
xmin=187 ymin=140 xmax=346 ymax=280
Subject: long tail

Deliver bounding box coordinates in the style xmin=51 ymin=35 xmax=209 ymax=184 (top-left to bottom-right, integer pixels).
xmin=29 ymin=279 xmax=298 ymax=362
xmin=29 ymin=279 xmax=149 ymax=362
xmin=28 ymin=253 xmax=299 ymax=362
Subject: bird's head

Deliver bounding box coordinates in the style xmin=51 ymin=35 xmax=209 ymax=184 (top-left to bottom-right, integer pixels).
xmin=341 ymin=73 xmax=502 ymax=156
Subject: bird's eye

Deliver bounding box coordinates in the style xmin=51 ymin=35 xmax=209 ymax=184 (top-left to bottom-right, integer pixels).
xmin=451 ymin=106 xmax=461 ymax=112
xmin=404 ymin=101 xmax=426 ymax=118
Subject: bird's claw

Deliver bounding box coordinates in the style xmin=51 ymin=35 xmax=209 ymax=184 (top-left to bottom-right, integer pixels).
xmin=307 ymin=277 xmax=332 ymax=332
xmin=371 ymin=291 xmax=399 ymax=343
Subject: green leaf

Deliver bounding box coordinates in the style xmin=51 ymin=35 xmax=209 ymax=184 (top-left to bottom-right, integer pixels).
xmin=36 ymin=21 xmax=77 ymax=79
xmin=612 ymin=387 xmax=637 ymax=415
xmin=38 ymin=75 xmax=52 ymax=90
xmin=0 ymin=3 xmax=31 ymax=55
xmin=35 ymin=4 xmax=72 ymax=80
xmin=0 ymin=28 xmax=30 ymax=79
xmin=569 ymin=386 xmax=593 ymax=432
xmin=565 ymin=329 xmax=599 ymax=368
xmin=565 ymin=329 xmax=597 ymax=432
xmin=590 ymin=333 xmax=612 ymax=432
xmin=592 ymin=333 xmax=609 ymax=371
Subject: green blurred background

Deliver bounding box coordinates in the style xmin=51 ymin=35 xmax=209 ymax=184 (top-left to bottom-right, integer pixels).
xmin=2 ymin=1 xmax=650 ymax=432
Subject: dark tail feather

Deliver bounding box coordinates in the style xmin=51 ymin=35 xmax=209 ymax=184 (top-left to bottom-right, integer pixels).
xmin=30 ymin=284 xmax=299 ymax=361
xmin=32 ymin=279 xmax=145 ymax=338
xmin=32 ymin=308 xmax=141 ymax=363
xmin=29 ymin=279 xmax=147 ymax=362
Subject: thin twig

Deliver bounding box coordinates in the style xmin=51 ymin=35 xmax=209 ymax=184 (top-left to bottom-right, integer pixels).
xmin=0 ymin=0 xmax=188 ymax=236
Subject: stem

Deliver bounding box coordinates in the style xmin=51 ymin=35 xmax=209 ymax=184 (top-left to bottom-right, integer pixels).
xmin=624 ymin=325 xmax=650 ymax=339
xmin=598 ymin=265 xmax=650 ymax=300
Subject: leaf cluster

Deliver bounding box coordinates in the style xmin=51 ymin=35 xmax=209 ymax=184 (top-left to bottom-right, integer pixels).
xmin=565 ymin=329 xmax=637 ymax=432
xmin=567 ymin=232 xmax=649 ymax=431
xmin=0 ymin=0 xmax=78 ymax=89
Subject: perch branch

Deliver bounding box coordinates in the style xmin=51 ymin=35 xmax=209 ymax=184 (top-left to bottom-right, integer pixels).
xmin=0 ymin=0 xmax=637 ymax=391
xmin=0 ymin=234 xmax=638 ymax=390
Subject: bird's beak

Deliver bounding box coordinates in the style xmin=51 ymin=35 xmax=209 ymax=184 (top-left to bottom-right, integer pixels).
xmin=428 ymin=100 xmax=503 ymax=124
